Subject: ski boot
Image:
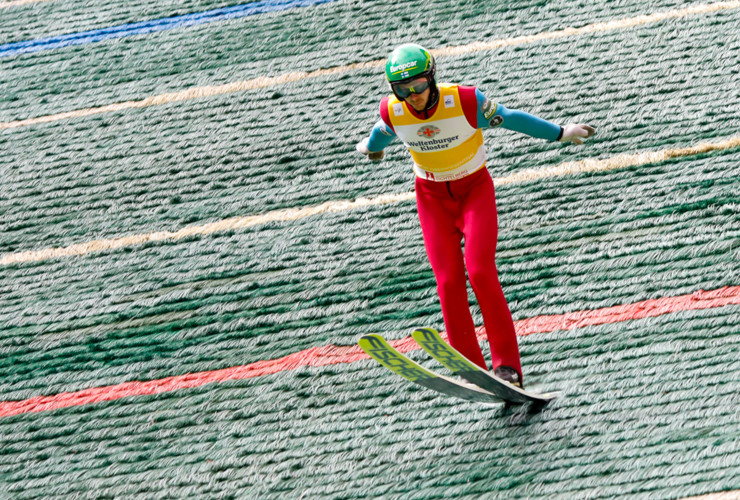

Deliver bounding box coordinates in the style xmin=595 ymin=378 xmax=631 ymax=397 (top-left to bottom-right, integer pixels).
xmin=494 ymin=366 xmax=523 ymax=389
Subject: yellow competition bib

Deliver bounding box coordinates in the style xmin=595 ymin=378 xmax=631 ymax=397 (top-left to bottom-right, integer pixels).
xmin=387 ymin=84 xmax=486 ymax=181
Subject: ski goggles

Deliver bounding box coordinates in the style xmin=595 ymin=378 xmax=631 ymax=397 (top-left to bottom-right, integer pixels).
xmin=391 ymin=77 xmax=430 ymax=99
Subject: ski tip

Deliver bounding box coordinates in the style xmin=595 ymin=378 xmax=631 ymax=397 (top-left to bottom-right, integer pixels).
xmin=411 ymin=327 xmax=439 ymax=336
xmin=358 ymin=333 xmax=391 ymax=352
xmin=359 ymin=333 xmax=383 ymax=342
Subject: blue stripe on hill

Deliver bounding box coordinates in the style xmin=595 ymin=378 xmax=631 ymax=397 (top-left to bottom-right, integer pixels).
xmin=0 ymin=0 xmax=338 ymax=59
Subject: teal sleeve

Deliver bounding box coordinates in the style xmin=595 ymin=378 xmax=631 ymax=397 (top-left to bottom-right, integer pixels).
xmin=497 ymin=105 xmax=562 ymax=141
xmin=475 ymin=88 xmax=562 ymax=141
xmin=366 ymin=119 xmax=396 ymax=152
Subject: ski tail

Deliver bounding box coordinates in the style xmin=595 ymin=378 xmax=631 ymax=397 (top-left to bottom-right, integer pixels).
xmin=358 ymin=334 xmax=503 ymax=405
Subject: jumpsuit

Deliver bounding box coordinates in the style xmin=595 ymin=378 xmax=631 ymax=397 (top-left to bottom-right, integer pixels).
xmin=364 ymin=83 xmax=563 ymax=380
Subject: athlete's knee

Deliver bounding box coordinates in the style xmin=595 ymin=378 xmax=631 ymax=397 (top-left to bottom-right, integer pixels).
xmin=467 ymin=265 xmax=500 ymax=292
xmin=435 ymin=271 xmax=467 ymax=297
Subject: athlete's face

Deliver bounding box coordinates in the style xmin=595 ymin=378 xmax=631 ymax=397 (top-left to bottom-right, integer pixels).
xmin=406 ymin=87 xmax=430 ymax=111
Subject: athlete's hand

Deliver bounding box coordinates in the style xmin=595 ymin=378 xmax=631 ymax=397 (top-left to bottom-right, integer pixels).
xmin=560 ymin=124 xmax=596 ymax=145
xmin=356 ymin=138 xmax=384 ymax=161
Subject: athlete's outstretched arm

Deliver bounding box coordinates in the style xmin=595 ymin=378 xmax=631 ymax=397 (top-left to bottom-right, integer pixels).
xmin=356 ymin=119 xmax=396 ymax=161
xmin=473 ymin=88 xmax=595 ymax=144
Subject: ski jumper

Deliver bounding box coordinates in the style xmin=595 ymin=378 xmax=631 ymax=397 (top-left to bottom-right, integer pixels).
xmin=366 ymin=84 xmax=562 ymax=379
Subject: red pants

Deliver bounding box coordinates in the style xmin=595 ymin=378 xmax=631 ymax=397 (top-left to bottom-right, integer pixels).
xmin=415 ymin=167 xmax=522 ymax=378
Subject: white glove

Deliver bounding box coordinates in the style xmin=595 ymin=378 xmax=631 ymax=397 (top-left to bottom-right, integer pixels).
xmin=356 ymin=138 xmax=384 ymax=161
xmin=560 ymin=124 xmax=596 ymax=145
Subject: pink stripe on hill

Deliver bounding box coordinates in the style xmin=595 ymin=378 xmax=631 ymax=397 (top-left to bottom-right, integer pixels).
xmin=1 ymin=286 xmax=738 ymax=418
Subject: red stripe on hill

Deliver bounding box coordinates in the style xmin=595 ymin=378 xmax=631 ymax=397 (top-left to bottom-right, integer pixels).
xmin=1 ymin=286 xmax=738 ymax=418
xmin=514 ymin=286 xmax=740 ymax=335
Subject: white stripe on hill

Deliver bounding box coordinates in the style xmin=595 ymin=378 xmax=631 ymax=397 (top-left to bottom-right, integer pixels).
xmin=2 ymin=135 xmax=738 ymax=266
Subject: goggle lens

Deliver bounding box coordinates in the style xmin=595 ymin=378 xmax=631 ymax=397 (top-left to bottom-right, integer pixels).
xmin=393 ymin=78 xmax=430 ymax=99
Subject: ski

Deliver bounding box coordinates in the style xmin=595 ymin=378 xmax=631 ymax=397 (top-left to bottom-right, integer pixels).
xmin=358 ymin=334 xmax=503 ymax=405
xmin=411 ymin=327 xmax=558 ymax=404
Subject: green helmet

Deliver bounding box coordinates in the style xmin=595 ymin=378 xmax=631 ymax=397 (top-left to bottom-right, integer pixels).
xmin=385 ymin=44 xmax=439 ymax=112
xmin=385 ymin=43 xmax=435 ymax=83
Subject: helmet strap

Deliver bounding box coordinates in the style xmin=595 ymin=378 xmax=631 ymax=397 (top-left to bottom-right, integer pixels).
xmin=424 ymin=78 xmax=440 ymax=112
